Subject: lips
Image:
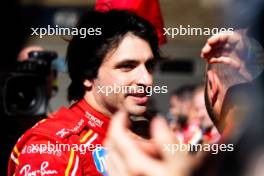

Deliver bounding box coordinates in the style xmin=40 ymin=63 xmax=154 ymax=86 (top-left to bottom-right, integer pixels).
xmin=127 ymin=93 xmax=148 ymax=105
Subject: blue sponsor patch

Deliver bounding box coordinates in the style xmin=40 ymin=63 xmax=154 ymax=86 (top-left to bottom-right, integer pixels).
xmin=92 ymin=147 xmax=108 ymax=176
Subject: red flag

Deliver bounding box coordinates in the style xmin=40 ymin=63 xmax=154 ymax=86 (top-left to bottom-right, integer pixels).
xmin=95 ymin=0 xmax=167 ymax=45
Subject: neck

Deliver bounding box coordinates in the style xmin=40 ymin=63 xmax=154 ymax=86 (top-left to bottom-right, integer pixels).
xmin=83 ymin=91 xmax=114 ymax=117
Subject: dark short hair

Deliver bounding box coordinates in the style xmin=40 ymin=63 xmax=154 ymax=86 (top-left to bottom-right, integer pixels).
xmin=66 ymin=10 xmax=160 ymax=101
xmin=207 ymin=63 xmax=247 ymax=90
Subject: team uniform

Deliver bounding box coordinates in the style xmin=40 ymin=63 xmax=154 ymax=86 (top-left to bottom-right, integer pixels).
xmin=8 ymin=99 xmax=110 ymax=176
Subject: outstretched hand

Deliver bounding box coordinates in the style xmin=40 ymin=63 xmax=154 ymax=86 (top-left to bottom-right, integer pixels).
xmin=201 ymin=31 xmax=253 ymax=81
xmin=104 ymin=110 xmax=200 ymax=176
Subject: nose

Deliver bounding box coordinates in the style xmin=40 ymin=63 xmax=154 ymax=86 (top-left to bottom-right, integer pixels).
xmin=136 ymin=65 xmax=153 ymax=87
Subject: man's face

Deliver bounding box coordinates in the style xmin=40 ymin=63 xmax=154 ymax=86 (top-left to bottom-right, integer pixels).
xmin=170 ymin=96 xmax=181 ymax=117
xmin=170 ymin=96 xmax=191 ymax=118
xmin=92 ymin=34 xmax=155 ymax=116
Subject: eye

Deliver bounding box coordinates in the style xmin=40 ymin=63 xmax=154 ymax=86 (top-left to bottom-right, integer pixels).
xmin=145 ymin=59 xmax=157 ymax=73
xmin=122 ymin=63 xmax=135 ymax=69
xmin=117 ymin=63 xmax=136 ymax=72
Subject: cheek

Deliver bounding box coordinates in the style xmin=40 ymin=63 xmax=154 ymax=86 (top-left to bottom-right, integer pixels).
xmin=98 ymin=68 xmax=132 ymax=87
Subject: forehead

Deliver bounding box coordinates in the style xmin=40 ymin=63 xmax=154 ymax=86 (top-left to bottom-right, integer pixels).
xmin=103 ymin=34 xmax=154 ymax=63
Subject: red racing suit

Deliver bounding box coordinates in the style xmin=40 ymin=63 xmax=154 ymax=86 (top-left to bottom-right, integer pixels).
xmin=8 ymin=99 xmax=110 ymax=176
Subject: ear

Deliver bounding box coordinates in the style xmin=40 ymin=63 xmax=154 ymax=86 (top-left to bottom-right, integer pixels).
xmin=83 ymin=79 xmax=93 ymax=89
xmin=207 ymin=70 xmax=219 ymax=107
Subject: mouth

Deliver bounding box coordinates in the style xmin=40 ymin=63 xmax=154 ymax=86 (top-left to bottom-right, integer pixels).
xmin=127 ymin=92 xmax=148 ymax=105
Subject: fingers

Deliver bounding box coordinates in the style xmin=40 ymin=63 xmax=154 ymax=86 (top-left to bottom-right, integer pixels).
xmin=207 ymin=32 xmax=228 ymax=45
xmin=134 ymin=137 xmax=160 ymax=157
xmin=200 ymin=30 xmax=253 ymax=81
xmin=202 ymin=47 xmax=234 ymax=60
xmin=201 ymin=42 xmax=231 ymax=59
xmin=150 ymin=117 xmax=178 ymax=160
xmin=204 ymin=32 xmax=229 ymax=54
xmin=201 ymin=32 xmax=241 ymax=59
xmin=209 ymin=56 xmax=241 ymax=69
xmin=201 ymin=41 xmax=237 ymax=59
xmin=207 ymin=31 xmax=240 ymax=46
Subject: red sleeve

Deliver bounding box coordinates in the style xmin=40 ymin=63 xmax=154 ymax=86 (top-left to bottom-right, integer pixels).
xmin=8 ymin=136 xmax=82 ymax=176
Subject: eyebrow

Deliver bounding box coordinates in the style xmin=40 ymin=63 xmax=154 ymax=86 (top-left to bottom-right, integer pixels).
xmin=116 ymin=59 xmax=139 ymax=65
xmin=119 ymin=56 xmax=155 ymax=63
xmin=114 ymin=56 xmax=156 ymax=69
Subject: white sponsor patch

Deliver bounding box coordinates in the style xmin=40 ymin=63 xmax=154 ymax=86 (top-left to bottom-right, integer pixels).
xmin=20 ymin=161 xmax=58 ymax=176
xmin=56 ymin=119 xmax=84 ymax=138
xmin=85 ymin=111 xmax=104 ymax=128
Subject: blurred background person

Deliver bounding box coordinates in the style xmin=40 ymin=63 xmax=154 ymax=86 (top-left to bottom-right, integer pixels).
xmin=166 ymin=85 xmax=196 ymax=143
xmin=166 ymin=85 xmax=194 ymax=129
xmin=189 ymin=85 xmax=220 ymax=144
xmin=167 ymin=84 xmax=220 ymax=144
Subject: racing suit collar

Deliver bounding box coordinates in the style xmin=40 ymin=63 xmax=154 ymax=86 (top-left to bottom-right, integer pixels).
xmin=71 ymin=99 xmax=110 ymax=135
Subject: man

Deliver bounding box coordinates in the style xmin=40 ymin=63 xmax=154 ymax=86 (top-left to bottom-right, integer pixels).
xmin=201 ymin=31 xmax=263 ymax=134
xmin=8 ymin=10 xmax=159 ymax=176
xmin=166 ymin=86 xmax=194 ymax=140
xmin=189 ymin=85 xmax=211 ymax=129
xmin=167 ymin=85 xmax=194 ymax=126
xmin=189 ymin=85 xmax=220 ymax=144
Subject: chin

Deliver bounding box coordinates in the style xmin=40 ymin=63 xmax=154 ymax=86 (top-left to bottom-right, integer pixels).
xmin=124 ymin=98 xmax=148 ymax=116
xmin=126 ymin=105 xmax=147 ymax=116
